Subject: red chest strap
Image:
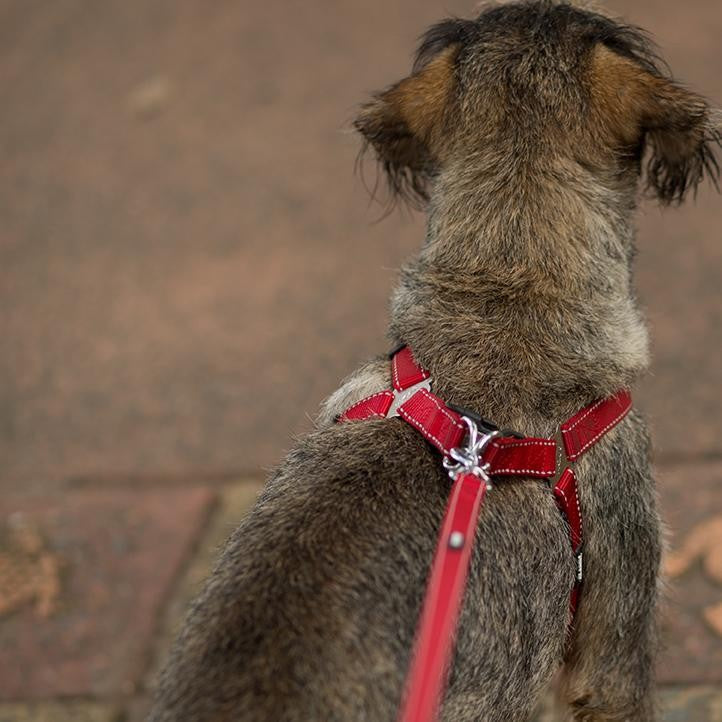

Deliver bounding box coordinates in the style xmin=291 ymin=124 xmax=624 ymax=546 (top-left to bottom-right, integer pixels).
xmin=340 ymin=350 xmax=558 ymax=478
xmin=393 ymin=345 xmax=431 ymax=390
xmin=561 ymin=390 xmax=632 ymax=461
xmin=337 ymin=346 xmax=631 ymax=722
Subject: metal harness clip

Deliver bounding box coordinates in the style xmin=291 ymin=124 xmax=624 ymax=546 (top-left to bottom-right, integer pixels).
xmin=443 ymin=417 xmax=501 ymax=488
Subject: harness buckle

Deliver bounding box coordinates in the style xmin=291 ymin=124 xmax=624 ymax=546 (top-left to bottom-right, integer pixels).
xmin=446 ymin=403 xmax=524 ymax=440
xmin=443 ymin=417 xmax=501 ymax=487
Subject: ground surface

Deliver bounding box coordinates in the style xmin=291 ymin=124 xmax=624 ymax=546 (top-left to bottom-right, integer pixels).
xmin=1 ymin=0 xmax=721 ymax=719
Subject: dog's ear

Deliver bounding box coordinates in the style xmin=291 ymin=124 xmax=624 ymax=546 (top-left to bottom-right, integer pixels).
xmin=590 ymin=44 xmax=720 ymax=204
xmin=353 ymin=45 xmax=459 ymax=207
xmin=643 ymin=89 xmax=721 ymax=204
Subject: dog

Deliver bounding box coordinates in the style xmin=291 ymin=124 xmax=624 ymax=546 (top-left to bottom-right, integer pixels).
xmin=149 ymin=2 xmax=720 ymax=720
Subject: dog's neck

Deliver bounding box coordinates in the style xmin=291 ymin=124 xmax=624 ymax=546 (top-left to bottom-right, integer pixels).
xmin=388 ymin=159 xmax=650 ymax=427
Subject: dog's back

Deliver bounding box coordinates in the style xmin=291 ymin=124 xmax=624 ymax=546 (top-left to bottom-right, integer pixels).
xmin=151 ymin=416 xmax=574 ymax=721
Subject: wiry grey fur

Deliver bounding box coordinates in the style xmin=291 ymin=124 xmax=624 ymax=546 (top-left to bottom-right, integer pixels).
xmin=150 ymin=2 xmax=720 ymax=720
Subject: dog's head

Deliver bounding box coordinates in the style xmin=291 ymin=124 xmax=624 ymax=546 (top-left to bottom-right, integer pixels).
xmin=354 ymin=1 xmax=720 ymax=208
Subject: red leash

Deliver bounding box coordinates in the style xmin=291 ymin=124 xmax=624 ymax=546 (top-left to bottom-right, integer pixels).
xmin=338 ymin=346 xmax=632 ymax=722
xmin=398 ymin=470 xmax=488 ymax=722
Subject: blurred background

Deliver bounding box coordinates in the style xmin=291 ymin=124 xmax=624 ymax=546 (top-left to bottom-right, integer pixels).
xmin=1 ymin=0 xmax=721 ymax=720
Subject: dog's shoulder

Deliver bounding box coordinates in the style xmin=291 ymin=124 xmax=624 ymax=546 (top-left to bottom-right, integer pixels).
xmin=316 ymin=355 xmax=391 ymax=426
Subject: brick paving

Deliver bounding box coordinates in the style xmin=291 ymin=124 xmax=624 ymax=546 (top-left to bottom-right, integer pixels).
xmin=0 ymin=488 xmax=213 ymax=700
xmin=658 ymin=462 xmax=722 ymax=685
xmin=1 ymin=0 xmax=721 ymax=719
xmin=0 ymin=703 xmax=120 ymax=722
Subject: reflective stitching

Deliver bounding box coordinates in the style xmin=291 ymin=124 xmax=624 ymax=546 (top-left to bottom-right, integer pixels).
xmin=492 ymin=439 xmax=556 ymax=449
xmin=574 ymin=474 xmax=583 ymax=537
xmin=493 ymin=467 xmax=556 ymax=476
xmin=554 ymin=474 xmax=582 ymax=545
xmin=562 ymin=398 xmax=605 ymax=433
xmin=341 ymin=391 xmax=393 ymax=419
xmin=570 ymin=408 xmax=629 ymax=459
xmin=398 ymin=407 xmax=449 ymax=451
xmin=392 ymin=353 xmax=401 ymax=391
xmin=416 ymin=390 xmax=463 ymax=430
xmin=392 ymin=348 xmax=429 ymax=391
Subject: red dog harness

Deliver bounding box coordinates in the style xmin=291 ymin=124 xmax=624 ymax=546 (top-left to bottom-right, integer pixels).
xmin=337 ymin=346 xmax=631 ymax=722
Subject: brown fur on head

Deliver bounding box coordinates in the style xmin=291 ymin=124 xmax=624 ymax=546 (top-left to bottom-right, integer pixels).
xmin=355 ymin=1 xmax=720 ymax=207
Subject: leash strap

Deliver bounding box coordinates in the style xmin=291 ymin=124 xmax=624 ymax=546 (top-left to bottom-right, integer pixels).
xmin=397 ymin=471 xmax=487 ymax=722
xmin=337 ymin=346 xmax=632 ymax=722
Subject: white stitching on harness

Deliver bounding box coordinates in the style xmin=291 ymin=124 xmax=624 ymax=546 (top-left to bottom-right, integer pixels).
xmin=493 ymin=467 xmax=556 ymax=476
xmin=392 ymin=353 xmax=401 ymax=390
xmin=342 ymin=390 xmax=393 ymax=418
xmin=562 ymin=398 xmax=605 ymax=433
xmin=417 ymin=390 xmax=464 ymax=430
xmin=571 ymin=409 xmax=629 ymax=459
xmin=397 ymin=390 xmax=464 ymax=451
xmin=554 ymin=473 xmax=582 ymax=540
xmin=393 ymin=349 xmax=430 ymax=392
xmin=398 ymin=407 xmax=449 ymax=450
xmin=491 ymin=439 xmax=556 ymax=449
xmin=573 ymin=473 xmax=582 ymax=537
